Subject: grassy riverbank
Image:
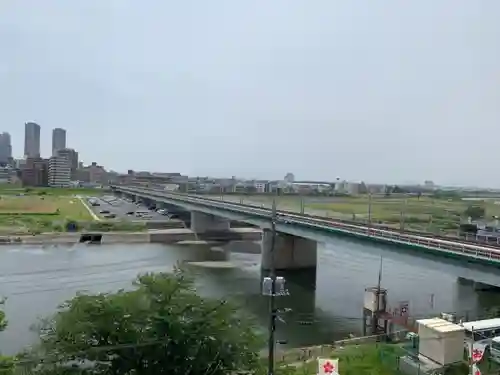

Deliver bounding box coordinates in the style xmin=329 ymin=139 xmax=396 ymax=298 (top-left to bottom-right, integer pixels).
xmin=215 ymin=194 xmax=500 ymax=236
xmin=0 ymin=195 xmax=93 ymax=233
xmin=0 ymin=186 xmax=136 ymax=234
xmin=271 ymin=343 xmax=404 ymax=375
xmin=0 ymin=185 xmax=107 ymax=196
xmin=272 ymin=342 xmax=500 ymax=375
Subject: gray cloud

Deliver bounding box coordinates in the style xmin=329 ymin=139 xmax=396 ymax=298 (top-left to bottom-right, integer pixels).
xmin=0 ymin=0 xmax=498 ymax=186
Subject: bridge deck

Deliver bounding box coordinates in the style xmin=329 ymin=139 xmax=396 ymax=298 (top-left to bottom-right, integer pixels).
xmin=112 ymin=186 xmax=500 ymax=271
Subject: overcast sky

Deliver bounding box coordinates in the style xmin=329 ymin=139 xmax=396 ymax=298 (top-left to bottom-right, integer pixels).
xmin=0 ymin=1 xmax=498 ymax=186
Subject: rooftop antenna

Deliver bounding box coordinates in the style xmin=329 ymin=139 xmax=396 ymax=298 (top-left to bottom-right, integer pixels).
xmin=377 ymin=255 xmax=383 ymax=293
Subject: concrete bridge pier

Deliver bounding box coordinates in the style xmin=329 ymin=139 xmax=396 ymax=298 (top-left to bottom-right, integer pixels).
xmin=190 ymin=212 xmax=230 ymax=234
xmin=261 ymin=229 xmax=317 ymax=271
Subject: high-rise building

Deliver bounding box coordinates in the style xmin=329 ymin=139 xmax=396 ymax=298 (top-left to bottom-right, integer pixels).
xmin=24 ymin=122 xmax=41 ymax=158
xmin=0 ymin=132 xmax=12 ymax=164
xmin=52 ymin=128 xmax=66 ymax=156
xmin=56 ymin=148 xmax=78 ymax=180
xmin=48 ymin=156 xmax=70 ymax=187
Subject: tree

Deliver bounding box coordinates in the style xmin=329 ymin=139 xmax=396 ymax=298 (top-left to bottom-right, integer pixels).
xmin=31 ymin=270 xmax=262 ymax=375
xmin=432 ymin=189 xmax=461 ymax=200
xmin=384 ymin=185 xmax=392 ymax=197
xmin=0 ymin=300 xmax=6 ymax=332
xmin=392 ymin=185 xmax=403 ymax=194
xmin=464 ymin=205 xmax=485 ymax=221
xmin=358 ymin=182 xmax=368 ymax=195
xmin=0 ymin=299 xmax=14 ymax=375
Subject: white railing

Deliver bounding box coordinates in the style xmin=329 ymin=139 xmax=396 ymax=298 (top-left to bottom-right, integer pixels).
xmin=114 ymin=186 xmax=500 ymax=262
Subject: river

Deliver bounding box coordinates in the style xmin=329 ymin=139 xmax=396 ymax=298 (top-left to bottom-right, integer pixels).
xmin=1 ymin=237 xmax=500 ymax=355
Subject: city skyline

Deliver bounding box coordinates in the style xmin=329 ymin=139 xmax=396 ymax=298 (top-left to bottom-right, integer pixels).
xmin=1 ymin=123 xmax=73 ymax=160
xmin=0 ymin=2 xmax=498 ymax=186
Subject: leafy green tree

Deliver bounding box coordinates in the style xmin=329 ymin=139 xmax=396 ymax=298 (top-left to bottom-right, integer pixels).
xmin=31 ymin=270 xmax=262 ymax=375
xmin=358 ymin=182 xmax=368 ymax=195
xmin=0 ymin=299 xmax=14 ymax=375
xmin=0 ymin=301 xmax=6 ymax=332
xmin=392 ymin=185 xmax=403 ymax=194
xmin=432 ymin=189 xmax=461 ymax=200
xmin=464 ymin=205 xmax=485 ymax=220
xmin=383 ymin=185 xmax=394 ymax=197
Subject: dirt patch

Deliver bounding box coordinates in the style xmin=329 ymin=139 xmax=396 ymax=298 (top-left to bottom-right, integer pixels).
xmin=0 ymin=196 xmax=57 ymax=214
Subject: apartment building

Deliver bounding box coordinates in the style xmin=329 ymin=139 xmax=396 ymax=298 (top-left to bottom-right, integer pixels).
xmin=48 ymin=156 xmax=71 ymax=187
xmin=253 ymin=180 xmax=268 ymax=193
xmin=21 ymin=157 xmax=48 ymax=187
xmin=56 ymin=148 xmax=78 ymax=180
xmin=88 ymin=162 xmax=106 ymax=183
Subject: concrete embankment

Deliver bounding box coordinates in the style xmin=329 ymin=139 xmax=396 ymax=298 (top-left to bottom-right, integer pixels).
xmin=14 ymin=231 xmax=149 ymax=245
xmin=0 ymin=227 xmax=262 ymax=246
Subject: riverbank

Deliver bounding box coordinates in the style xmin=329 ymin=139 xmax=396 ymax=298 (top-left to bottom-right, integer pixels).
xmin=268 ymin=341 xmax=406 ymax=375
xmin=0 ymin=227 xmax=262 ymax=245
xmin=206 ymin=193 xmax=500 ymax=236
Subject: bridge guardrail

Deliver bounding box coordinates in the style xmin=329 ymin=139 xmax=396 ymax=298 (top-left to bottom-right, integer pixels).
xmin=113 ymin=186 xmax=500 ymax=257
xmin=297 ymin=218 xmax=500 ymax=263
xmin=112 ymin=185 xmax=498 ymax=246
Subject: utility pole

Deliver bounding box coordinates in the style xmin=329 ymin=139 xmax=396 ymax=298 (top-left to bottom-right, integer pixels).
xmin=399 ymin=199 xmax=407 ymax=231
xmin=368 ymin=193 xmax=372 ymax=225
xmin=374 ymin=256 xmax=383 ymax=335
xmin=267 ymin=199 xmax=277 ymax=375
xmin=261 ymin=199 xmax=288 ymax=375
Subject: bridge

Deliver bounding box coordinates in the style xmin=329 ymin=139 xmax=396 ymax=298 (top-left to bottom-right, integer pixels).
xmin=110 ymin=185 xmax=500 ymax=275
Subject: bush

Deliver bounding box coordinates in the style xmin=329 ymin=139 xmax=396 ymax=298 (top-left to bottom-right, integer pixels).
xmin=464 ymin=205 xmax=485 ymax=220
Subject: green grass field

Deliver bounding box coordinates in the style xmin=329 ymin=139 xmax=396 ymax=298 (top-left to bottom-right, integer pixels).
xmin=0 ymin=184 xmax=107 ymax=196
xmin=273 ymin=342 xmax=497 ymax=375
xmin=218 ymin=194 xmax=500 ymax=235
xmin=0 ymin=193 xmax=97 ymax=234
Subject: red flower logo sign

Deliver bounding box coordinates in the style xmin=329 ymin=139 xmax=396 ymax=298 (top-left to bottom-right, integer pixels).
xmin=472 ymin=348 xmax=484 ymax=362
xmin=323 ymin=361 xmax=335 ymax=374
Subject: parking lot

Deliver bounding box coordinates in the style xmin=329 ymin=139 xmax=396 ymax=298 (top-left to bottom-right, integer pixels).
xmin=86 ymin=195 xmax=171 ymax=221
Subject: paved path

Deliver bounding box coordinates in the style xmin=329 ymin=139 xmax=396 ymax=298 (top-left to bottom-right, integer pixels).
xmin=77 ymin=195 xmax=100 ymax=221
